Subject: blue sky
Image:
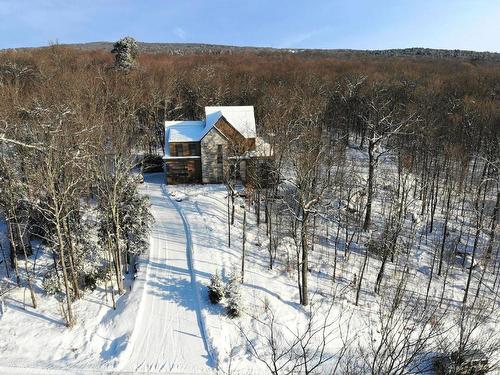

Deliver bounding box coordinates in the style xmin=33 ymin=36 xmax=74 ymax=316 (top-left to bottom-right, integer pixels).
xmin=0 ymin=0 xmax=499 ymax=51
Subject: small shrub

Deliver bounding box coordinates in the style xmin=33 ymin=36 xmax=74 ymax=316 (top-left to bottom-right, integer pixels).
xmin=225 ymin=271 xmax=242 ymax=318
xmin=83 ymin=266 xmax=109 ymax=292
xmin=42 ymin=268 xmax=61 ymax=296
xmin=141 ymin=154 xmax=164 ymax=173
xmin=262 ymin=296 xmax=271 ymax=312
xmin=208 ymin=270 xmax=224 ymax=304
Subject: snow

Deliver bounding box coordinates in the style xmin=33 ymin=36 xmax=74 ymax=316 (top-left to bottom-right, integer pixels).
xmin=166 ymin=121 xmax=205 ymax=144
xmin=164 ymin=106 xmax=257 ymax=158
xmin=167 ymin=184 xmax=352 ymax=373
xmin=0 ymin=251 xmax=144 ymax=372
xmin=204 ymin=106 xmax=256 ymax=139
xmin=1 ymin=143 xmax=499 ymax=374
xmin=120 ymin=174 xmax=214 ymax=373
xmin=165 ymin=142 xmax=500 ymax=373
xmin=0 ymin=174 xmax=215 ymax=374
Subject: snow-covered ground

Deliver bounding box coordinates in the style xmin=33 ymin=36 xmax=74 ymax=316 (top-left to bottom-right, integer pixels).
xmin=1 ymin=162 xmax=498 ymax=374
xmin=0 ymin=172 xmax=356 ymax=374
xmin=0 ymin=226 xmax=144 ymax=373
xmin=120 ymin=174 xmax=214 ymax=373
xmin=169 ymin=184 xmax=357 ymax=374
xmin=167 ymin=169 xmax=500 ymax=374
xmin=0 ymin=173 xmax=216 ymax=374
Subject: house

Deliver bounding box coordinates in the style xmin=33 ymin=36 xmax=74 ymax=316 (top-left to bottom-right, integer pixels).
xmin=164 ymin=106 xmax=269 ymax=185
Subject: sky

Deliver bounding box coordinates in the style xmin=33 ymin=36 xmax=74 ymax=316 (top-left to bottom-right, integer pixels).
xmin=0 ymin=0 xmax=499 ymax=52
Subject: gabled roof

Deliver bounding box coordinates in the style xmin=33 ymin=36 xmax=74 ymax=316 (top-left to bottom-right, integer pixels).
xmin=164 ymin=106 xmax=257 ymax=157
xmin=165 ymin=121 xmax=204 ymax=143
xmin=164 ymin=120 xmax=204 ymax=157
xmin=205 ymin=106 xmax=256 ymax=139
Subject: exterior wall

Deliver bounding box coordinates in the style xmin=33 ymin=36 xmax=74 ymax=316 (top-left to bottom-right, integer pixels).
xmin=200 ymin=127 xmax=228 ymax=183
xmin=169 ymin=142 xmax=201 ymax=157
xmin=165 ymin=158 xmax=202 ymax=184
xmin=165 ymin=117 xmax=258 ymax=185
xmin=214 ymin=117 xmax=256 ymax=151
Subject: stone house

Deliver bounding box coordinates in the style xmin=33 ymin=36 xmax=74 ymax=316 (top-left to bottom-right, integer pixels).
xmin=164 ymin=106 xmax=269 ymax=184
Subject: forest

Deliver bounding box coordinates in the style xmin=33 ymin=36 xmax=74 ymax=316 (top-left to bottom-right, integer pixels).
xmin=0 ymin=42 xmax=499 ymax=374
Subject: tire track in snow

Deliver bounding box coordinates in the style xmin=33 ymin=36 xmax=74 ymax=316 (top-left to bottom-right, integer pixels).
xmin=121 ymin=175 xmax=214 ymax=373
xmin=162 ymin=184 xmax=217 ymax=368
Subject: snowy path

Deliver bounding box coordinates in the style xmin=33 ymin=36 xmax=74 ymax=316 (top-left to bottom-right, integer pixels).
xmin=120 ymin=173 xmax=214 ymax=373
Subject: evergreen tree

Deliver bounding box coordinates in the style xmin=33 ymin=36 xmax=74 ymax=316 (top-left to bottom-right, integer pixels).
xmin=207 ymin=270 xmax=224 ymax=304
xmin=225 ymin=271 xmax=242 ymax=318
xmin=111 ymin=37 xmax=138 ymax=71
xmin=120 ymin=179 xmax=154 ymax=258
xmin=96 ymin=167 xmax=153 ymax=294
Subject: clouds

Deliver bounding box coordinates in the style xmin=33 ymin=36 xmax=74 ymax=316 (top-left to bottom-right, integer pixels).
xmin=279 ymin=27 xmax=334 ymax=49
xmin=173 ymin=27 xmax=186 ymax=41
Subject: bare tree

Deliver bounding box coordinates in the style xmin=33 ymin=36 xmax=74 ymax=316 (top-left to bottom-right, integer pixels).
xmin=358 ymin=274 xmax=447 ymax=375
xmin=283 ymin=115 xmax=332 ymax=306
xmin=358 ymin=82 xmax=416 ymax=231
xmin=239 ymin=296 xmax=351 ymax=375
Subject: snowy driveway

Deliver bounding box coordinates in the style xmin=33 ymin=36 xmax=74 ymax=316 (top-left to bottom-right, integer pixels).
xmin=121 ymin=173 xmax=214 ymax=373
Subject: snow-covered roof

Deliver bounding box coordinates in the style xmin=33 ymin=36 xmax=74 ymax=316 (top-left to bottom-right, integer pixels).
xmin=164 ymin=121 xmax=204 ymax=157
xmin=164 ymin=106 xmax=257 ymax=158
xmin=165 ymin=121 xmax=205 ymax=142
xmin=205 ymin=106 xmax=256 ymax=139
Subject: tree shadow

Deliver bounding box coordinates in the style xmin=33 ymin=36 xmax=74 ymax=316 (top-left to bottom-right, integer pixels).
xmin=5 ymin=296 xmax=63 ymax=325
xmin=147 ymin=276 xmax=200 ymax=310
xmin=100 ymin=333 xmax=129 ymax=361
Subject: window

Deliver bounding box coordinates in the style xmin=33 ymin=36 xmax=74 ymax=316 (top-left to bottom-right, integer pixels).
xmin=216 ymin=145 xmax=223 ymax=164
xmin=188 ymin=143 xmax=197 ymax=156
xmin=175 ymin=144 xmax=183 ymax=156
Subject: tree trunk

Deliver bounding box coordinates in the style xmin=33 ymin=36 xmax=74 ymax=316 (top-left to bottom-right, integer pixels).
xmin=0 ymin=242 xmax=9 ymax=277
xmin=231 ymin=193 xmax=235 ymax=226
xmin=63 ymin=217 xmax=81 ymax=299
xmin=438 ymin=185 xmax=452 ymax=276
xmin=107 ymin=238 xmax=116 ymax=309
xmin=363 ymin=139 xmax=375 ymax=231
xmin=241 ymin=207 xmax=246 ymax=283
xmin=356 ymin=245 xmax=369 ymax=306
xmin=55 ymin=217 xmax=74 ymax=326
xmin=7 ymin=217 xmax=20 ymax=285
xmin=485 ymin=189 xmax=499 ymax=263
xmin=15 ymin=220 xmax=37 ymax=309
xmin=301 ymin=211 xmax=309 ymax=306
xmin=374 ymin=252 xmax=388 ymax=294
xmin=425 ymin=245 xmax=437 ymax=309
xmin=268 ymin=200 xmax=274 ymax=270
xmin=256 ymin=190 xmax=261 ymax=226
xmin=227 ymin=192 xmax=231 ymax=248
xmin=113 ymin=208 xmax=124 ymax=294
xmin=463 ymin=176 xmax=487 ymax=306
xmin=429 ymin=167 xmax=440 ymax=233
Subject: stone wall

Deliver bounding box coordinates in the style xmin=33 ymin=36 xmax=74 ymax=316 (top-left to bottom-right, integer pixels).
xmin=200 ymin=127 xmax=227 ymax=183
